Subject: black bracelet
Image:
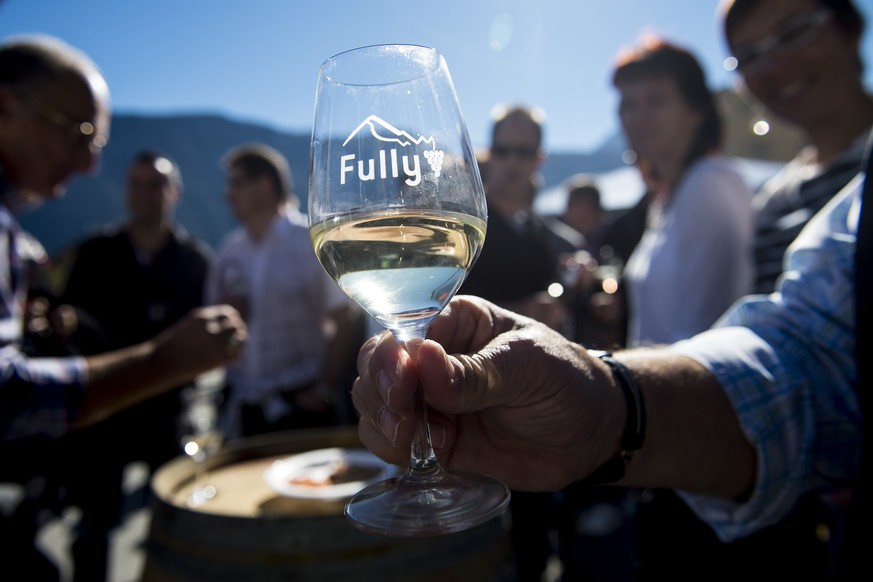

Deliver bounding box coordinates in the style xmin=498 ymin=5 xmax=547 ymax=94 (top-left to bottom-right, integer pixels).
xmin=583 ymin=350 xmax=647 ymax=484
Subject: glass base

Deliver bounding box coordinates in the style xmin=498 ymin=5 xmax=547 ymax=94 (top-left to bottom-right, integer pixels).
xmin=344 ymin=470 xmax=510 ymax=537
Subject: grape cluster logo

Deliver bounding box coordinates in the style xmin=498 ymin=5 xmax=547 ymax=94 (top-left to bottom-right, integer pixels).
xmin=340 ymin=115 xmax=444 ymax=187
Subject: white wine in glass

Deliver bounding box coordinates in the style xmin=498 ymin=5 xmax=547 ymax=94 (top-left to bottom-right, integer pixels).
xmin=309 ymin=44 xmax=510 ymax=536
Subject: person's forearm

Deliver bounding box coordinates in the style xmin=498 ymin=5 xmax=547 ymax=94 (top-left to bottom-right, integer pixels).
xmin=76 ymin=340 xmax=187 ymax=427
xmin=615 ymin=351 xmax=756 ymax=499
xmin=75 ymin=304 xmax=246 ymax=429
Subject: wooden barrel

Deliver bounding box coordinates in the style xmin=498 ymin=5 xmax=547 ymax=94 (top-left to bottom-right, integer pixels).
xmin=142 ymin=425 xmax=514 ymax=581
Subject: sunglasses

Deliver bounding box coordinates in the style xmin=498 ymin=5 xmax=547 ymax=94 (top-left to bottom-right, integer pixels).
xmin=491 ymin=145 xmax=539 ymax=159
xmin=25 ymin=98 xmax=108 ymax=152
xmin=731 ymin=10 xmax=831 ymax=75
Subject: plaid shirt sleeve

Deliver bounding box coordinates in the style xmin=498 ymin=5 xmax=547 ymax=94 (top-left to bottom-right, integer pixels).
xmin=1 ymin=349 xmax=87 ymax=441
xmin=1 ymin=206 xmax=87 ymax=443
xmin=670 ymin=175 xmax=863 ymax=542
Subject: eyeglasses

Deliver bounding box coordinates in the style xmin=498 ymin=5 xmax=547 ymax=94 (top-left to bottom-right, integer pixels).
xmin=730 ymin=10 xmax=831 ymax=75
xmin=25 ymin=99 xmax=108 ymax=152
xmin=491 ymin=145 xmax=539 ymax=159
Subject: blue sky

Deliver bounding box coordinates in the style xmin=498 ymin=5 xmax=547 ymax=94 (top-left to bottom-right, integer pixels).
xmin=3 ymin=0 xmax=873 ymax=153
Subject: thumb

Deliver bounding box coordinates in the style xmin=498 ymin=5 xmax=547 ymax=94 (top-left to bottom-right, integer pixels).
xmin=415 ymin=338 xmax=500 ymax=414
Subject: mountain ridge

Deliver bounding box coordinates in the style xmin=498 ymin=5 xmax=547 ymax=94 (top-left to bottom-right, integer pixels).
xmin=18 ymin=112 xmax=628 ymax=258
xmin=18 ymin=89 xmax=804 ymax=258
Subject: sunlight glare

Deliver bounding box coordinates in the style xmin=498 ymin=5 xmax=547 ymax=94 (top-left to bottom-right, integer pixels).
xmin=752 ymin=120 xmax=770 ymax=136
xmin=489 ymin=13 xmax=514 ymax=52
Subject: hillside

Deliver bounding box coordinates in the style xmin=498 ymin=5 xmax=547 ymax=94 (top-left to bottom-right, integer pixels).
xmin=18 ymin=88 xmax=804 ymax=258
xmin=17 ymin=113 xmax=628 ymax=257
xmin=18 ymin=114 xmax=312 ymax=257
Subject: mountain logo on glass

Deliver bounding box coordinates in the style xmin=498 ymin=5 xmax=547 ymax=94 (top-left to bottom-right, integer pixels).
xmin=340 ymin=115 xmax=444 ymax=186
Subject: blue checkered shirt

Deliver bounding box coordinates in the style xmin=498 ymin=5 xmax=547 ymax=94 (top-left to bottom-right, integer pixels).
xmin=1 ymin=179 xmax=86 ymax=443
xmin=671 ymin=174 xmax=863 ymax=542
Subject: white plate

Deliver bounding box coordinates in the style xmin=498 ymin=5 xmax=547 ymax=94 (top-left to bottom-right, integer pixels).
xmin=263 ymin=447 xmax=399 ymax=501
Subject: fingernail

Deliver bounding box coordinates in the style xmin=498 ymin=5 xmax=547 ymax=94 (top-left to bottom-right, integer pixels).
xmin=377 ymin=370 xmax=393 ymax=405
xmin=378 ymin=406 xmax=401 ymax=445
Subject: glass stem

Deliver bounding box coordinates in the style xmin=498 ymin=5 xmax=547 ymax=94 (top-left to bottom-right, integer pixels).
xmin=193 ymin=452 xmax=208 ymax=493
xmin=399 ymin=331 xmax=444 ymax=481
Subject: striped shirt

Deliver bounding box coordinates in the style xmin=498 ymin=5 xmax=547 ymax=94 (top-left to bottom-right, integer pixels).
xmin=671 ymin=173 xmax=863 ymax=542
xmin=752 ymin=132 xmax=868 ymax=294
xmin=1 ymin=178 xmax=87 ymax=443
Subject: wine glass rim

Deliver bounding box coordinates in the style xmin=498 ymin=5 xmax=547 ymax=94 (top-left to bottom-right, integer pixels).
xmin=319 ymin=43 xmax=442 ymax=86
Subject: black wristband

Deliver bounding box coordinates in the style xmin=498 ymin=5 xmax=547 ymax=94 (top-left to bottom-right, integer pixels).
xmin=583 ymin=350 xmax=647 ymax=484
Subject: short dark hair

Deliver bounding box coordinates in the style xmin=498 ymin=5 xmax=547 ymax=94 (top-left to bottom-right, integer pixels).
xmin=490 ymin=105 xmax=545 ymax=148
xmin=721 ymin=0 xmax=866 ymax=74
xmin=131 ymin=149 xmax=183 ymax=191
xmin=612 ymin=36 xmax=722 ymax=170
xmin=565 ymin=174 xmax=602 ymax=209
xmin=221 ymin=143 xmax=294 ymax=203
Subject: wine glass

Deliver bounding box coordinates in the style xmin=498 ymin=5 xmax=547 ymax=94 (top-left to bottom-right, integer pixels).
xmin=308 ymin=44 xmax=510 ymax=536
xmin=177 ymin=369 xmax=225 ymax=507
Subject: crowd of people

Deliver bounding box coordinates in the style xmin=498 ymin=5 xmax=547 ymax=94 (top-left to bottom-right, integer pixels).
xmin=0 ymin=33 xmax=248 ymax=580
xmin=1 ymin=0 xmax=870 ymax=580
xmin=353 ymin=2 xmax=870 ymax=582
